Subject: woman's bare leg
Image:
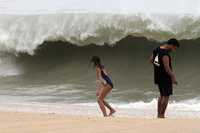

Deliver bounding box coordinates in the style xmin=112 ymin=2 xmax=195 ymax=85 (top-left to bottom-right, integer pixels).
xmin=102 ymin=85 xmax=115 ymax=116
xmin=97 ymin=85 xmax=112 ymax=117
xmin=103 ymin=100 xmax=116 ymax=116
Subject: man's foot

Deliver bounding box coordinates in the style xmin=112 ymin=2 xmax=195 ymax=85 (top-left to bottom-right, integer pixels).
xmin=108 ymin=109 xmax=116 ymax=116
xmin=157 ymin=114 xmax=165 ymax=118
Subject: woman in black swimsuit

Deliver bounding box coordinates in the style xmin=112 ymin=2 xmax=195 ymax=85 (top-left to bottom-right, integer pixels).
xmin=91 ymin=56 xmax=116 ymax=117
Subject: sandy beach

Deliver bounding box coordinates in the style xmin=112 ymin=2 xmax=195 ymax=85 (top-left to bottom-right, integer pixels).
xmin=0 ymin=112 xmax=200 ymax=133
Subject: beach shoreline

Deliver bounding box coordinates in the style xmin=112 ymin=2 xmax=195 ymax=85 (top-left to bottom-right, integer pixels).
xmin=0 ymin=111 xmax=200 ymax=133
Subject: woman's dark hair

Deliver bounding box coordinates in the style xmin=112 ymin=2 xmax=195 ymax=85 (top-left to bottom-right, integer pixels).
xmin=167 ymin=38 xmax=180 ymax=47
xmin=91 ymin=56 xmax=101 ymax=67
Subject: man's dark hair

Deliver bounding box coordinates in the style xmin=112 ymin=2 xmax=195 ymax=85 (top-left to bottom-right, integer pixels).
xmin=166 ymin=38 xmax=180 ymax=47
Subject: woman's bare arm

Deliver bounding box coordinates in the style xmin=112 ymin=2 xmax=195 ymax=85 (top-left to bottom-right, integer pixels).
xmin=95 ymin=67 xmax=101 ymax=80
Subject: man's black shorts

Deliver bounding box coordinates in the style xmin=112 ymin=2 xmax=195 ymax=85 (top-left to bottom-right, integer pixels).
xmin=158 ymin=82 xmax=173 ymax=96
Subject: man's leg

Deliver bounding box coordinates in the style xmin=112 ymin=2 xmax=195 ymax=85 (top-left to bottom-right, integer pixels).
xmin=157 ymin=96 xmax=162 ymax=118
xmin=162 ymin=96 xmax=169 ymax=117
xmin=160 ymin=96 xmax=169 ymax=118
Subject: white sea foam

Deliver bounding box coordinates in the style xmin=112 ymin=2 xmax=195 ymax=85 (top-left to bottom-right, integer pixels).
xmin=1 ymin=97 xmax=200 ymax=118
xmin=76 ymin=98 xmax=200 ymax=112
xmin=0 ymin=54 xmax=22 ymax=77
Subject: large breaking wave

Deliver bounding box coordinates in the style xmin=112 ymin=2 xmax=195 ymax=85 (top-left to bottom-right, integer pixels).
xmin=0 ymin=0 xmax=200 ymax=118
xmin=0 ymin=13 xmax=200 ymax=54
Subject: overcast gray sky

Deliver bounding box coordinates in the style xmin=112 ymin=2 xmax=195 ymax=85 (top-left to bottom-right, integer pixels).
xmin=0 ymin=0 xmax=200 ymax=14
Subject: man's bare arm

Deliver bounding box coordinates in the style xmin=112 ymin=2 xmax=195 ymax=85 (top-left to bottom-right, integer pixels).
xmin=149 ymin=54 xmax=154 ymax=63
xmin=162 ymin=55 xmax=177 ymax=84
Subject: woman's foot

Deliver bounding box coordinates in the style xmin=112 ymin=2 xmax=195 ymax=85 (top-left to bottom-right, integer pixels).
xmin=108 ymin=109 xmax=116 ymax=116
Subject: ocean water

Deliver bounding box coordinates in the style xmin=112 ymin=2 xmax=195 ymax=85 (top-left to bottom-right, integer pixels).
xmin=0 ymin=0 xmax=200 ymax=118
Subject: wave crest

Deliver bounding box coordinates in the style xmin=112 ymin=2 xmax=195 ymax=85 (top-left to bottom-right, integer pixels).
xmin=0 ymin=13 xmax=200 ymax=54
